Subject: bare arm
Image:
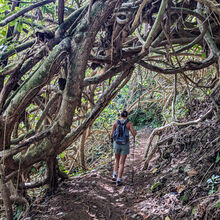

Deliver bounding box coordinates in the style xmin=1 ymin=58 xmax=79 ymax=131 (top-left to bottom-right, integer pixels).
xmin=110 ymin=121 xmax=117 ymax=138
xmin=128 ymin=122 xmax=136 ymax=137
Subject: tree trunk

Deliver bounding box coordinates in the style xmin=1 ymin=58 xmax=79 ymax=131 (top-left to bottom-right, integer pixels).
xmin=0 ymin=165 xmax=13 ymax=220
xmin=46 ymin=156 xmax=58 ymax=191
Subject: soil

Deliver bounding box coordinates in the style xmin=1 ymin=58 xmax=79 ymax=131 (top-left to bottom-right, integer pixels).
xmin=25 ymin=125 xmax=220 ymax=220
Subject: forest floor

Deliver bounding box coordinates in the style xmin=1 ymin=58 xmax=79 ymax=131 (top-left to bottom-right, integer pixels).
xmin=25 ymin=126 xmax=220 ymax=220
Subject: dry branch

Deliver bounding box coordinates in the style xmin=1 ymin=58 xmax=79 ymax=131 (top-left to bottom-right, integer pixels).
xmin=131 ymin=0 xmax=152 ymax=33
xmin=143 ymin=108 xmax=214 ymax=169
xmin=35 ymin=93 xmax=62 ymax=132
xmin=22 ymin=178 xmax=48 ymax=189
xmin=195 ymin=0 xmax=220 ymax=16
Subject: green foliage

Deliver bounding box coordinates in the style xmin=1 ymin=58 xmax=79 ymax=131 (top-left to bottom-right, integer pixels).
xmin=94 ymin=91 xmax=127 ymax=129
xmin=216 ymin=153 xmax=220 ymax=163
xmin=41 ymin=5 xmax=55 ymax=16
xmin=129 ymin=105 xmax=164 ymax=129
xmin=207 ymin=175 xmax=220 ymax=194
xmin=30 ymin=166 xmax=37 ymax=174
xmin=16 ymin=18 xmax=23 ymax=33
xmin=39 ymin=165 xmax=46 ymax=176
xmin=57 ymin=152 xmax=69 ymax=173
xmin=13 ymin=205 xmax=23 ymax=220
xmin=215 ymin=202 xmax=220 ymax=207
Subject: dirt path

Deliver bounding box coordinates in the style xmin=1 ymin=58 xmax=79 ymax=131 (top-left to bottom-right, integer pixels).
xmin=25 ymin=124 xmax=220 ymax=220
xmin=26 ymin=128 xmax=152 ymax=220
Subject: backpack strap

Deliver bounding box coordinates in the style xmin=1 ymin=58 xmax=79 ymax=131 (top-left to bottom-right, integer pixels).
xmin=117 ymin=119 xmax=129 ymax=125
xmin=117 ymin=120 xmax=121 ymax=125
xmin=124 ymin=119 xmax=129 ymax=125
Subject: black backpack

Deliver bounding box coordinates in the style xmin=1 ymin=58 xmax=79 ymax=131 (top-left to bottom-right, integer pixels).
xmin=113 ymin=119 xmax=129 ymax=145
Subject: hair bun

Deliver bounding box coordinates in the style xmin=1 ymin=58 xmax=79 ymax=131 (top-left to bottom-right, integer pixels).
xmin=121 ymin=110 xmax=128 ymax=117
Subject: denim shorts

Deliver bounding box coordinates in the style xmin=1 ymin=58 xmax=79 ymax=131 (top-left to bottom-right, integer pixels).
xmin=113 ymin=142 xmax=130 ymax=155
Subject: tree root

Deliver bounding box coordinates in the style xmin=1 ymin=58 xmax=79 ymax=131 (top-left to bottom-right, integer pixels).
xmin=0 ymin=195 xmax=30 ymax=220
xmin=143 ymin=108 xmax=213 ymax=170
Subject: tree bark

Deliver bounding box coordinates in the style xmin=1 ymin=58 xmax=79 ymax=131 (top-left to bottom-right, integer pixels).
xmin=58 ymin=0 xmax=65 ymax=24
xmin=46 ymin=156 xmax=58 ymax=191
xmin=0 ymin=165 xmax=13 ymax=220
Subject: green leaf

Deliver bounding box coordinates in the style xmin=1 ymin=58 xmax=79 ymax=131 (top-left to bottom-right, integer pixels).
xmin=202 ymin=52 xmax=206 ymax=59
xmin=1 ymin=29 xmax=7 ymax=36
xmin=216 ymin=153 xmax=220 ymax=163
xmin=59 ymin=152 xmax=65 ymax=159
xmin=9 ymin=19 xmax=17 ymax=27
xmin=150 ymin=182 xmax=161 ymax=191
xmin=207 ymin=89 xmax=211 ymax=95
xmin=17 ymin=21 xmax=23 ymax=33
xmin=195 ymin=45 xmax=201 ymax=55
xmin=215 ymin=202 xmax=220 ymax=207
xmin=31 ymin=167 xmax=37 ymax=174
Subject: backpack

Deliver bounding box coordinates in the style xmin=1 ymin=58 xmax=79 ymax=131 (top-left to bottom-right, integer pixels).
xmin=113 ymin=119 xmax=129 ymax=145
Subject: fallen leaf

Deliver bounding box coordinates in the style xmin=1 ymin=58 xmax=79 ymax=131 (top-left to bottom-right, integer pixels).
xmin=151 ymin=168 xmax=158 ymax=174
xmin=165 ymin=216 xmax=171 ymax=220
xmin=187 ymin=169 xmax=198 ymax=177
xmin=142 ymin=214 xmax=149 ymax=220
xmin=177 ymin=184 xmax=185 ymax=193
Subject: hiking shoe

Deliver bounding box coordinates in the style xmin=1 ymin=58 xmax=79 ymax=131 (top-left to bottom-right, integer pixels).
xmin=112 ymin=175 xmax=117 ymax=182
xmin=112 ymin=176 xmax=116 ymax=181
xmin=116 ymin=180 xmax=123 ymax=186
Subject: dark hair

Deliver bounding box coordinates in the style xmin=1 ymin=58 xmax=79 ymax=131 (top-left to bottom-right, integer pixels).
xmin=120 ymin=110 xmax=128 ymax=118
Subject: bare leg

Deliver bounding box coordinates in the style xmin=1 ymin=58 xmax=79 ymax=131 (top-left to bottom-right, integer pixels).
xmin=118 ymin=154 xmax=127 ymax=178
xmin=114 ymin=154 xmax=120 ymax=173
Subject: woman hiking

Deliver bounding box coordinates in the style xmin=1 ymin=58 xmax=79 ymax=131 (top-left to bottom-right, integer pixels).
xmin=110 ymin=110 xmax=136 ymax=186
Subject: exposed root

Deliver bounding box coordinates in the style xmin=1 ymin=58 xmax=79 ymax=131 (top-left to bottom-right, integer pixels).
xmin=143 ymin=108 xmax=214 ymax=169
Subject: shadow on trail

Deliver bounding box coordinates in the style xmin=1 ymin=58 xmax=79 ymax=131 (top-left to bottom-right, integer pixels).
xmin=26 ymin=128 xmax=151 ymax=220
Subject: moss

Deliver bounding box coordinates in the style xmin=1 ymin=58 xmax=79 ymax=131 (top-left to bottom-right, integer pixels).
xmin=5 ymin=38 xmax=71 ymax=116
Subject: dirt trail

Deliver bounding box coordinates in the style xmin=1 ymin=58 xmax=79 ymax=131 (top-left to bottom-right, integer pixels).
xmin=26 ymin=128 xmax=152 ymax=220
xmin=26 ymin=124 xmax=220 ymax=220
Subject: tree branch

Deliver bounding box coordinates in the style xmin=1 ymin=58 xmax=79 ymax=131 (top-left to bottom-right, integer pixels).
xmin=138 ymin=56 xmax=216 ymax=75
xmin=0 ymin=39 xmax=36 ymax=62
xmin=0 ymin=129 xmax=51 ymax=161
xmin=170 ymin=7 xmax=208 ymax=54
xmin=0 ymin=0 xmax=55 ymax=27
xmin=61 ymin=67 xmax=134 ymax=152
xmin=143 ymin=108 xmax=214 ymax=169
xmin=142 ymin=0 xmax=168 ymax=52
xmin=195 ymin=0 xmax=220 ymax=16
xmin=58 ymin=0 xmax=64 ymax=24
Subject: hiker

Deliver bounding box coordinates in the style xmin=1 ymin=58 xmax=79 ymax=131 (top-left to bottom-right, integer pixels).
xmin=110 ymin=110 xmax=136 ymax=186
